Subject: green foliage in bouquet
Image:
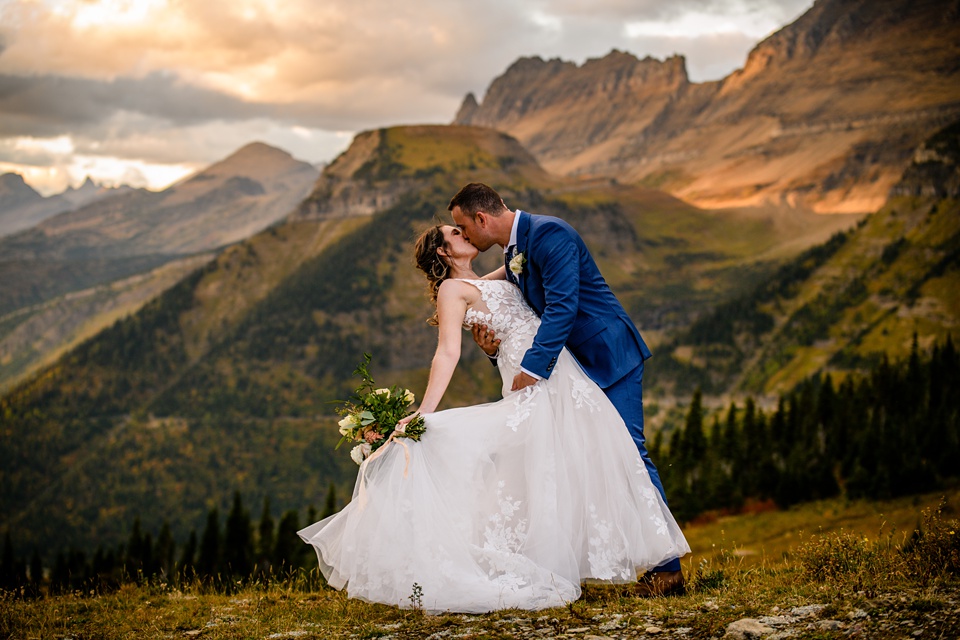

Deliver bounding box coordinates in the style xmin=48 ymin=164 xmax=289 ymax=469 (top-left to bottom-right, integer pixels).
xmin=334 ymin=354 xmax=426 ymax=465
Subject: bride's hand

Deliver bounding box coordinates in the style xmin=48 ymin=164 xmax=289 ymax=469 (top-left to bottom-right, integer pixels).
xmin=472 ymin=323 xmax=500 ymax=356
xmin=395 ymin=412 xmax=419 ymax=434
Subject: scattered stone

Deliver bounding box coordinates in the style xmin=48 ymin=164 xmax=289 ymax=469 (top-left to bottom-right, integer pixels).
xmin=598 ymin=613 xmax=624 ymax=631
xmin=912 ymin=631 xmax=923 ymax=637
xmin=585 ymin=636 xmax=613 ymax=640
xmin=645 ymin=626 xmax=662 ymax=634
xmin=790 ymin=604 xmax=825 ymax=618
xmin=702 ymin=600 xmax=720 ymax=612
xmin=847 ymin=609 xmax=869 ymax=620
xmin=767 ymin=631 xmax=798 ymax=640
xmin=183 ymin=633 xmax=201 ymax=638
xmin=814 ymin=620 xmax=843 ymax=631
xmin=724 ymin=618 xmax=775 ymax=639
xmin=758 ymin=615 xmax=799 ymax=627
xmin=567 ymin=628 xmax=591 ymax=633
xmin=265 ymin=632 xmax=309 ymax=639
xmin=771 ymin=606 xmax=780 ymax=613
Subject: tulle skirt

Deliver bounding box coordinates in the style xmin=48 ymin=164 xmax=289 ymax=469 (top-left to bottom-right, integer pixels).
xmin=299 ymin=349 xmax=689 ymax=613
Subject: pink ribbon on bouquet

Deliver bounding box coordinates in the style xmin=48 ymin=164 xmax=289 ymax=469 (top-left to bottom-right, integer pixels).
xmin=356 ymin=431 xmax=411 ymax=509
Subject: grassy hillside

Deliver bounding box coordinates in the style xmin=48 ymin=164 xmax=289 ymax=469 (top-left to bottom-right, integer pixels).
xmin=0 ymin=125 xmax=859 ymax=557
xmin=2 ymin=488 xmax=957 ymax=639
xmin=659 ymin=120 xmax=960 ymax=396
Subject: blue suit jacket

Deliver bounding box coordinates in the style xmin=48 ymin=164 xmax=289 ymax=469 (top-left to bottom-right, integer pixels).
xmin=512 ymin=211 xmax=652 ymax=388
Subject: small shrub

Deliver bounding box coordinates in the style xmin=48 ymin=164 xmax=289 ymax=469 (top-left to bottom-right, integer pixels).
xmin=901 ymin=501 xmax=960 ymax=581
xmin=689 ymin=556 xmax=728 ymax=592
xmin=795 ymin=530 xmax=899 ymax=585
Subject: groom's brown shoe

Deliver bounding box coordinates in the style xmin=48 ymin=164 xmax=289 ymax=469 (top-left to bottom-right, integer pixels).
xmin=633 ymin=570 xmax=685 ymax=597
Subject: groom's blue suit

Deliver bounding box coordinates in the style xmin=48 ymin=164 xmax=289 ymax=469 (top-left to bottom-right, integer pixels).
xmin=508 ymin=210 xmax=680 ymax=573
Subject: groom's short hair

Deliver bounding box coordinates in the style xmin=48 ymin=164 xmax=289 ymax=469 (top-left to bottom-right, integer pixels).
xmin=448 ymin=183 xmax=507 ymax=220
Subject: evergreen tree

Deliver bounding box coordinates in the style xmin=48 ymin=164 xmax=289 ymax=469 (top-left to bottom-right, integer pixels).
xmin=51 ymin=551 xmax=69 ymax=595
xmin=679 ymin=389 xmax=707 ymax=518
xmin=179 ymin=530 xmax=198 ymax=579
xmin=124 ymin=517 xmax=145 ymax=581
xmin=0 ymin=532 xmax=13 ymax=590
xmin=28 ymin=549 xmax=42 ymax=598
xmin=223 ymin=491 xmax=253 ymax=578
xmin=155 ymin=522 xmax=176 ymax=578
xmin=257 ymin=497 xmax=275 ymax=577
xmin=197 ymin=508 xmax=221 ymax=578
xmin=141 ymin=532 xmax=155 ymax=578
xmin=321 ymin=484 xmax=338 ymax=519
xmin=274 ymin=510 xmax=301 ymax=571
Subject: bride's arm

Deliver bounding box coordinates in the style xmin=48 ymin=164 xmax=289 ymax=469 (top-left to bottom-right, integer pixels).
xmin=414 ymin=280 xmax=468 ymax=414
xmin=482 ymin=266 xmax=506 ymax=280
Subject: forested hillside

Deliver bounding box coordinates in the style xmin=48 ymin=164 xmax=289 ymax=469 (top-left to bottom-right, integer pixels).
xmin=657 ymin=119 xmax=960 ymax=396
xmin=0 ymin=125 xmax=844 ymax=556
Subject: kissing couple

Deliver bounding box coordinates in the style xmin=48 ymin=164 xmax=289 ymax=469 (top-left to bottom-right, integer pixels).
xmin=299 ymin=183 xmax=690 ymax=613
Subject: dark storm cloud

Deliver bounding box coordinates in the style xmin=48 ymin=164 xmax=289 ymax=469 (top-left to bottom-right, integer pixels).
xmin=0 ymin=72 xmax=275 ymax=137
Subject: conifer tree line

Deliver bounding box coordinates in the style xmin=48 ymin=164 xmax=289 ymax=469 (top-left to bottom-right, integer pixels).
xmin=0 ymin=485 xmax=339 ymax=598
xmin=2 ymin=339 xmax=957 ymax=595
xmin=654 ymin=336 xmax=960 ymax=522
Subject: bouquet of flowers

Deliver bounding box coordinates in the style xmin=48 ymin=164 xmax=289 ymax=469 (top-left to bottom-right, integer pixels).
xmin=335 ymin=354 xmax=426 ymax=465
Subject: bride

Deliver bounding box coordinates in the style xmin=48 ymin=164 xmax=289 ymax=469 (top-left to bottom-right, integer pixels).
xmin=298 ymin=224 xmax=689 ymax=613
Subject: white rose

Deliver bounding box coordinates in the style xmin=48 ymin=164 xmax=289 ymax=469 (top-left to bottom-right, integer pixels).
xmin=509 ymin=252 xmax=525 ymax=276
xmin=350 ymin=443 xmax=372 ymax=465
xmin=338 ymin=414 xmax=357 ymax=435
xmin=403 ymin=389 xmax=416 ymax=404
xmin=374 ymin=388 xmax=391 ymax=396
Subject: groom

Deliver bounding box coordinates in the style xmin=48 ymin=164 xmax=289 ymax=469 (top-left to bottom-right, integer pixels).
xmin=449 ymin=182 xmax=684 ymax=595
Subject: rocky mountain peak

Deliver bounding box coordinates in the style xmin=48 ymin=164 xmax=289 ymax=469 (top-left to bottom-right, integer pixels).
xmin=451 ymin=0 xmax=960 ymax=212
xmin=202 ymin=141 xmax=305 ymax=179
xmin=0 ymin=172 xmax=37 ymax=197
xmin=455 ymin=92 xmax=479 ymax=125
xmin=456 ymin=50 xmax=690 ymax=130
xmin=293 ymin=125 xmax=545 ymax=220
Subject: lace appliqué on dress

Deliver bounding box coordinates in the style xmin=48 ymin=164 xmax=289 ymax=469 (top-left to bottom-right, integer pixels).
xmin=587 ymin=504 xmax=631 ymax=580
xmin=480 ymin=481 xmax=530 ymax=593
xmin=570 ymin=375 xmax=601 ymax=412
xmin=506 ymin=385 xmax=541 ymax=431
xmin=459 ymin=279 xmax=539 ymax=373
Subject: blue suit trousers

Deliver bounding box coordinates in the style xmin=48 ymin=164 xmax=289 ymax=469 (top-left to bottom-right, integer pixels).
xmin=602 ymin=361 xmax=682 ymax=574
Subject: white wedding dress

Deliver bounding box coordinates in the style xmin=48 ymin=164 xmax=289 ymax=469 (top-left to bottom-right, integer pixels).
xmin=298 ymin=279 xmax=689 ymax=613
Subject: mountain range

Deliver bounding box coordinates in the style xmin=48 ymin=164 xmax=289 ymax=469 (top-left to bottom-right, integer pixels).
xmin=0 ymin=174 xmax=135 ymax=239
xmin=1 ymin=0 xmax=958 ymax=558
xmin=0 ymin=124 xmax=860 ymax=553
xmin=0 ymin=142 xmax=318 ymax=391
xmin=455 ymin=0 xmax=960 ymax=214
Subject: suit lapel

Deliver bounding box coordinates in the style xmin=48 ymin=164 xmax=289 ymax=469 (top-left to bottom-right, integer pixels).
xmin=516 ymin=211 xmax=531 ymax=298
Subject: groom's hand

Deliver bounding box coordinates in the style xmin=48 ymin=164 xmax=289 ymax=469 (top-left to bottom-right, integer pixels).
xmin=472 ymin=323 xmax=500 ymax=356
xmin=511 ymin=371 xmax=537 ymax=391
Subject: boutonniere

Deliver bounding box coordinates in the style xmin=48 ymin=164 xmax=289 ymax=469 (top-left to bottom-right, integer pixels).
xmin=509 ymin=252 xmax=526 ymax=276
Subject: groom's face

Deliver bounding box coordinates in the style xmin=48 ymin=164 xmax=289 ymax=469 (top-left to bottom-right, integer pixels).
xmin=451 ymin=206 xmax=496 ymax=251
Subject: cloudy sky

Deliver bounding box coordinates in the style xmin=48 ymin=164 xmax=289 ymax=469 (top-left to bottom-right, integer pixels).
xmin=0 ymin=0 xmax=813 ymax=195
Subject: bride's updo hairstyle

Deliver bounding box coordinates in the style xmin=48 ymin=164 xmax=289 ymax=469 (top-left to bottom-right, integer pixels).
xmin=414 ymin=225 xmax=449 ymax=325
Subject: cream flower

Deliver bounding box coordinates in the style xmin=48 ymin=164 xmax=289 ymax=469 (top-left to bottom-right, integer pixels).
xmin=403 ymin=389 xmax=416 ymax=404
xmin=350 ymin=442 xmax=372 ymax=465
xmin=338 ymin=414 xmax=359 ymax=435
xmin=509 ymin=252 xmax=525 ymax=276
xmin=374 ymin=387 xmax=391 ymax=396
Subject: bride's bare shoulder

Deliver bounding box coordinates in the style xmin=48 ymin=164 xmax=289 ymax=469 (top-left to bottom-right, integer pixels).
xmin=437 ymin=278 xmax=481 ymax=303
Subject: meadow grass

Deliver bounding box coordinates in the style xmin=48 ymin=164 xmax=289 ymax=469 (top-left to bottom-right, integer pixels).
xmin=2 ymin=492 xmax=957 ymax=638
